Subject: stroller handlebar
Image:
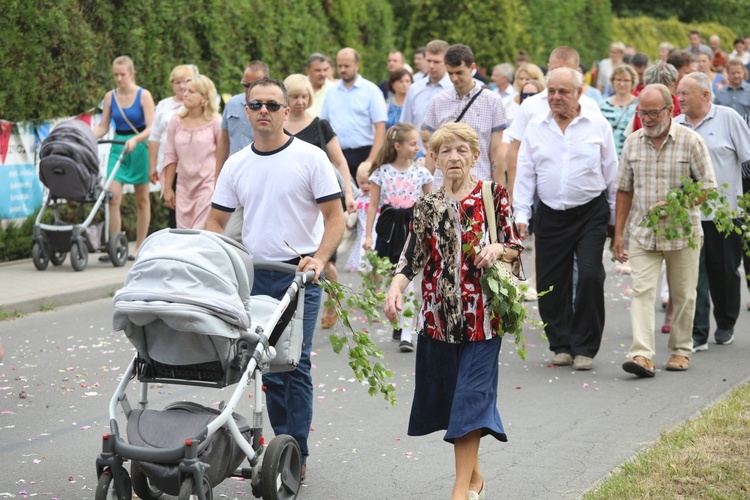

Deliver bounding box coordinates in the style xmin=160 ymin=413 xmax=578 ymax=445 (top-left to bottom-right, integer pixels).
xmin=97 ymin=140 xmax=127 ymax=145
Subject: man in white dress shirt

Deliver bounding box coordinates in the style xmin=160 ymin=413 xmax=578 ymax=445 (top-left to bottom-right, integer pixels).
xmin=513 ymin=67 xmax=618 ymax=371
xmin=505 ymin=46 xmax=602 ymax=197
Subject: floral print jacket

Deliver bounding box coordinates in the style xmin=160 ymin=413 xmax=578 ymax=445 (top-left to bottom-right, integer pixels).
xmin=396 ymin=181 xmax=524 ymax=344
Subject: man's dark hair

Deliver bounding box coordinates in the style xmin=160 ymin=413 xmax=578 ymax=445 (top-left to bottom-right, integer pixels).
xmin=247 ymin=60 xmax=270 ymax=77
xmin=666 ymin=49 xmax=695 ymax=70
xmin=689 ymin=30 xmax=701 ymax=38
xmin=734 ymin=37 xmax=745 ymax=46
xmin=445 ymin=44 xmax=474 ymax=68
xmin=306 ymin=52 xmax=329 ymax=68
xmin=246 ymin=77 xmax=288 ymax=104
xmin=414 ymin=46 xmax=426 ymax=57
xmin=630 ymin=52 xmax=650 ymax=68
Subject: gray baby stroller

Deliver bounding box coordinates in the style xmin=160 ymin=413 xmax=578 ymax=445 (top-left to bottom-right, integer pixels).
xmin=33 ymin=119 xmax=129 ymax=271
xmin=96 ymin=228 xmax=311 ymax=499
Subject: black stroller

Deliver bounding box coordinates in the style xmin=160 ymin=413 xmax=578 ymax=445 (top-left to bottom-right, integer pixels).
xmin=33 ymin=119 xmax=129 ymax=271
xmin=96 ymin=228 xmax=311 ymax=500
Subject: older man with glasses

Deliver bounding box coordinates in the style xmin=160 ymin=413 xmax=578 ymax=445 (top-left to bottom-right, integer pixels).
xmin=206 ymin=77 xmax=345 ymax=481
xmin=613 ymin=83 xmax=717 ymax=378
xmin=215 ymin=61 xmax=269 ymax=240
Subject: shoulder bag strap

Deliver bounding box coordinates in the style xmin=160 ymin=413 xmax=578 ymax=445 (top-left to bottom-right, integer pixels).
xmin=455 ymin=88 xmax=483 ymax=123
xmin=112 ymin=88 xmax=141 ymax=135
xmin=481 ymin=181 xmax=497 ymax=244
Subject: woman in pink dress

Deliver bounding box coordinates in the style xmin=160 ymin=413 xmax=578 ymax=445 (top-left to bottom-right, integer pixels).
xmin=163 ymin=75 xmax=221 ymax=229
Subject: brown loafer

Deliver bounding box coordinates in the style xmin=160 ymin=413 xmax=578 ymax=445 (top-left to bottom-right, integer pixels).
xmin=622 ymin=356 xmax=655 ymax=378
xmin=666 ymin=354 xmax=690 ymax=371
xmin=320 ymin=307 xmax=337 ymax=329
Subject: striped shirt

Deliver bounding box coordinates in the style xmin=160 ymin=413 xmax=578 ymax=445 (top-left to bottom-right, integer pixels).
xmin=423 ymin=84 xmax=508 ymax=185
xmin=616 ymin=122 xmax=716 ymax=251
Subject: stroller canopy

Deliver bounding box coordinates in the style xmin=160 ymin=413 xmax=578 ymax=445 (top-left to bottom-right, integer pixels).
xmin=113 ymin=229 xmax=254 ymax=367
xmin=38 ymin=119 xmax=100 ymax=199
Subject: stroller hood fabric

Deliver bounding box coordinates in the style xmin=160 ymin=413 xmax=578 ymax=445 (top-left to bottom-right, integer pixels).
xmin=113 ymin=229 xmax=254 ymax=367
xmin=38 ymin=119 xmax=100 ymax=199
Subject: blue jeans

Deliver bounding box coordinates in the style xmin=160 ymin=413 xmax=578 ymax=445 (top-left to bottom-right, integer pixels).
xmin=252 ymin=269 xmax=321 ymax=464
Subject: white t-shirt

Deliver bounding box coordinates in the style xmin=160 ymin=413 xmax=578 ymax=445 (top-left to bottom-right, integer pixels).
xmin=211 ymin=136 xmax=341 ymax=261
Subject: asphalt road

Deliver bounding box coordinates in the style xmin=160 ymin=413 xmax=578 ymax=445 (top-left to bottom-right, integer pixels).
xmin=1 ymin=260 xmax=749 ymax=499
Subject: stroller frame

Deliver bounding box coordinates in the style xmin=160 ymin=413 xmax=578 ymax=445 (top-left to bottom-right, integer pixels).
xmin=96 ymin=257 xmax=312 ymax=500
xmin=33 ymin=139 xmax=129 ymax=272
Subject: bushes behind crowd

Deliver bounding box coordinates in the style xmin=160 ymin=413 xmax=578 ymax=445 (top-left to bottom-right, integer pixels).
xmin=4 ymin=0 xmax=742 ymax=125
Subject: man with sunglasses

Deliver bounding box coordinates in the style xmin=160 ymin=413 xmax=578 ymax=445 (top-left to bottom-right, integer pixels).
xmin=207 ymin=77 xmax=344 ymax=481
xmin=613 ymin=84 xmax=716 ymax=378
xmin=216 ymin=61 xmax=269 ymax=241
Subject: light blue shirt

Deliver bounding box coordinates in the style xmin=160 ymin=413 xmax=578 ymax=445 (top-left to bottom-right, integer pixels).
xmin=320 ymin=75 xmax=387 ymax=150
xmin=714 ymin=81 xmax=750 ymax=117
xmin=221 ymin=93 xmax=254 ymax=155
xmin=675 ymin=104 xmax=750 ymax=217
xmin=399 ymin=73 xmax=452 ymax=129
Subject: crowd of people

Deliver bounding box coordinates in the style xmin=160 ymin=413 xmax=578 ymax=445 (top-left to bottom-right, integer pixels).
xmin=90 ymin=31 xmax=750 ymax=498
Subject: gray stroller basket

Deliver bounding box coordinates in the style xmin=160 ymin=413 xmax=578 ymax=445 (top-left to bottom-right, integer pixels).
xmin=96 ymin=228 xmax=312 ymax=500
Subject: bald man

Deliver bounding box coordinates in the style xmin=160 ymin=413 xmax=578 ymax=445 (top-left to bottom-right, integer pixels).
xmin=321 ymin=47 xmax=387 ymax=182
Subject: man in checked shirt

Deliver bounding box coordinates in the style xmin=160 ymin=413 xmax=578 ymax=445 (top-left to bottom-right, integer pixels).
xmin=613 ymin=84 xmax=717 ymax=378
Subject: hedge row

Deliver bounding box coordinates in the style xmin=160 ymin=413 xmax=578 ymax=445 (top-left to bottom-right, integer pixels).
xmin=612 ymin=16 xmax=737 ymax=63
xmin=0 ymin=0 xmax=394 ymax=122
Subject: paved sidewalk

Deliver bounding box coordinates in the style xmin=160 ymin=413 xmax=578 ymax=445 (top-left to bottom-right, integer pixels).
xmin=0 ymin=247 xmax=133 ymax=315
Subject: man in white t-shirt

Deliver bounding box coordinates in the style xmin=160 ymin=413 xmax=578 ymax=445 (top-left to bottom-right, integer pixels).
xmin=206 ymin=77 xmax=344 ymax=481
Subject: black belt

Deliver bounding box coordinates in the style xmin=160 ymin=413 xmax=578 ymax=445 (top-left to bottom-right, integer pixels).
xmin=115 ymin=126 xmax=146 ymax=135
xmin=283 ymin=254 xmax=313 ymax=266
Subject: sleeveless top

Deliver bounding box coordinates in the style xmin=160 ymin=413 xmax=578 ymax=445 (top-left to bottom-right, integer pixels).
xmin=111 ymin=87 xmax=146 ymax=134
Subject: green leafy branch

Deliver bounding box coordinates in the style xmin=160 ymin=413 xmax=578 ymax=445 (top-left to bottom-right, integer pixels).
xmin=318 ymin=251 xmax=417 ymax=407
xmin=641 ymin=178 xmax=750 ymax=257
xmin=462 ymin=222 xmax=549 ymax=361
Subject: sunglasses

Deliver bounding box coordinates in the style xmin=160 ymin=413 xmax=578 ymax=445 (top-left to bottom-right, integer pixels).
xmin=520 ymin=92 xmax=538 ymax=101
xmin=245 ymin=100 xmax=286 ymax=112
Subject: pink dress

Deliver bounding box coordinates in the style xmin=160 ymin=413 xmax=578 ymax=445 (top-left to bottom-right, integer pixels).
xmin=163 ymin=115 xmax=221 ymax=229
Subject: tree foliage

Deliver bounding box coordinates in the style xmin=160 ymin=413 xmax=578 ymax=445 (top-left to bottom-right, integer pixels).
xmin=523 ymin=0 xmax=613 ymax=67
xmin=407 ymin=0 xmax=532 ymax=73
xmin=0 ymin=0 xmax=394 ymax=122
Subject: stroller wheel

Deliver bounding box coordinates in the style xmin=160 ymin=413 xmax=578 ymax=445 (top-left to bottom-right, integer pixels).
xmin=261 ymin=434 xmax=301 ymax=500
xmin=95 ymin=468 xmax=132 ymax=500
xmin=50 ymin=248 xmax=67 ymax=266
xmin=108 ymin=232 xmax=129 ymax=267
xmin=177 ymin=475 xmax=212 ymax=500
xmin=70 ymin=238 xmax=89 ymax=272
xmin=32 ymin=241 xmax=50 ymax=271
xmin=130 ymin=460 xmax=163 ymax=499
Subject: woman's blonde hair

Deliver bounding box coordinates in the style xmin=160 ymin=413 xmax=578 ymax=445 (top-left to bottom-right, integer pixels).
xmin=112 ymin=55 xmax=135 ymax=72
xmin=513 ymin=63 xmax=545 ymax=92
xmin=428 ymin=122 xmax=479 ymax=156
xmin=610 ymin=64 xmax=639 ymax=92
xmin=283 ymin=74 xmax=314 ymax=109
xmin=170 ymin=64 xmax=198 ymax=82
xmin=179 ymin=75 xmax=219 ymax=120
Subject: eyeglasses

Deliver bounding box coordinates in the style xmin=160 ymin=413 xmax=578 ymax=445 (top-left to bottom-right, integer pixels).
xmin=613 ymin=79 xmax=632 ymax=84
xmin=241 ymin=81 xmax=251 ymax=89
xmin=636 ymin=106 xmax=669 ymax=119
xmin=245 ymin=100 xmax=285 ymax=112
